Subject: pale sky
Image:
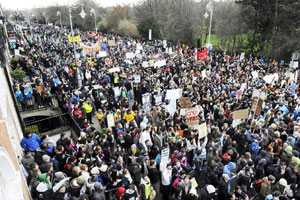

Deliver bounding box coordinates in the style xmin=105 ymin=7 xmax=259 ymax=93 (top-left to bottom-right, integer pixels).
xmin=1 ymin=0 xmax=141 ymax=10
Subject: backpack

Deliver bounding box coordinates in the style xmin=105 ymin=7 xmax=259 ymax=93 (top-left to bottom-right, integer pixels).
xmin=253 ymin=179 xmax=268 ymax=192
xmin=172 ymin=176 xmax=182 ymax=189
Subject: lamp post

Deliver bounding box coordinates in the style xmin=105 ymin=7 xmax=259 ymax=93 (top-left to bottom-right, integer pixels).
xmin=204 ymin=1 xmax=213 ymax=46
xmin=56 ymin=11 xmax=63 ymax=30
xmin=69 ymin=2 xmax=86 ymax=87
xmin=90 ymin=8 xmax=97 ymax=33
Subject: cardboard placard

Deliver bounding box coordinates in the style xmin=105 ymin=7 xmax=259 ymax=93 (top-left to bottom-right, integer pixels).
xmin=197 ymin=123 xmax=207 ymax=139
xmin=154 ymin=94 xmax=163 ymax=105
xmin=108 ymin=40 xmax=116 ymax=46
xmin=114 ymin=87 xmax=120 ymax=97
xmin=179 ymin=97 xmax=192 ymax=109
xmin=167 ymin=99 xmax=177 ymax=115
xmin=186 ymin=108 xmax=199 ymax=127
xmin=232 ymin=109 xmax=249 ymax=119
xmin=255 ymin=99 xmax=263 ymax=116
xmin=142 ymin=93 xmax=151 ymax=105
xmin=149 ymin=60 xmax=155 ymax=67
xmin=98 ymin=51 xmax=107 ymax=57
xmin=232 ymin=119 xmax=241 ymax=128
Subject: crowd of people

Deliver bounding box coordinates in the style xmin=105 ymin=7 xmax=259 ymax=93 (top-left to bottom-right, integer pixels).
xmin=13 ymin=22 xmax=300 ymax=200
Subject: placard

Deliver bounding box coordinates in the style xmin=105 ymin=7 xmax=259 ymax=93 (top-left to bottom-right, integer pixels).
xmin=179 ymin=97 xmax=192 ymax=109
xmin=202 ymin=70 xmax=207 ymax=79
xmin=93 ymin=85 xmax=101 ymax=90
xmin=142 ymin=61 xmax=149 ymax=68
xmin=252 ymin=71 xmax=258 ymax=79
xmin=142 ymin=93 xmax=151 ymax=105
xmin=98 ymin=51 xmax=107 ymax=57
xmin=263 ymin=74 xmax=279 ymax=84
xmin=14 ymin=49 xmax=20 ymax=56
xmin=167 ymin=99 xmax=177 ymax=115
xmin=134 ymin=74 xmax=141 ymax=84
xmin=136 ymin=43 xmax=143 ymax=50
xmin=154 ymin=94 xmax=163 ymax=105
xmin=108 ymin=40 xmax=116 ymax=46
xmin=232 ymin=109 xmax=249 ymax=119
xmin=232 ymin=119 xmax=241 ymax=128
xmin=166 ymin=89 xmax=182 ymax=100
xmin=154 ymin=60 xmax=167 ymax=67
xmin=126 ymin=52 xmax=134 ymax=59
xmin=197 ymin=123 xmax=207 ymax=139
xmin=114 ymin=87 xmax=120 ymax=97
xmin=161 ymin=148 xmax=170 ymax=161
xmin=149 ymin=60 xmax=155 ymax=67
xmin=186 ymin=108 xmax=199 ymax=127
xmin=107 ymin=113 xmax=115 ymax=128
xmin=108 ymin=67 xmax=120 ymax=73
xmin=180 ymin=109 xmax=186 ymax=116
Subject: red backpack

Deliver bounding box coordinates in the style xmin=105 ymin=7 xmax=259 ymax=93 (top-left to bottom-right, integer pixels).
xmin=253 ymin=179 xmax=269 ymax=192
xmin=172 ymin=176 xmax=182 ymax=188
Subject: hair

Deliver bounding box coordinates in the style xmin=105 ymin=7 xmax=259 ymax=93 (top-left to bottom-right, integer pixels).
xmin=24 ymin=130 xmax=32 ymax=138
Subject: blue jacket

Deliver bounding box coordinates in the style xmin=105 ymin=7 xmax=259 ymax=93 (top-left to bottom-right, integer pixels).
xmin=223 ymin=162 xmax=236 ymax=178
xmin=41 ymin=141 xmax=54 ymax=153
xmin=20 ymin=133 xmax=41 ymax=151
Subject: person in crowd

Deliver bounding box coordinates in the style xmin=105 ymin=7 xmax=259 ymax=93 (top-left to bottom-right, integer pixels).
xmin=20 ymin=130 xmax=41 ymax=152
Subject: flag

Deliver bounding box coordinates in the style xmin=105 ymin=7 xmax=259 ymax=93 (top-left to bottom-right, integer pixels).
xmin=68 ymin=35 xmax=81 ymax=42
xmin=197 ymin=48 xmax=208 ymax=61
xmin=98 ymin=40 xmax=107 ymax=51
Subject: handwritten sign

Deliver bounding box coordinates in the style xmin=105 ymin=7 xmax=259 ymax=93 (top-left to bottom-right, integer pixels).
xmin=232 ymin=109 xmax=249 ymax=119
xmin=108 ymin=40 xmax=116 ymax=46
xmin=179 ymin=97 xmax=192 ymax=109
xmin=197 ymin=123 xmax=207 ymax=139
xmin=107 ymin=113 xmax=115 ymax=128
xmin=186 ymin=108 xmax=199 ymax=127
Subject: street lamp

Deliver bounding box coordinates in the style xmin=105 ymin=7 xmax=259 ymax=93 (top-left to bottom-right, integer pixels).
xmin=90 ymin=8 xmax=97 ymax=33
xmin=204 ymin=1 xmax=213 ymax=46
xmin=56 ymin=11 xmax=63 ymax=30
xmin=69 ymin=2 xmax=86 ymax=87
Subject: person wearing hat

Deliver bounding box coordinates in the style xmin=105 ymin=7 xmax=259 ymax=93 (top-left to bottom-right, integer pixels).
xmin=200 ymin=184 xmax=217 ymax=200
xmin=140 ymin=175 xmax=152 ymax=200
xmin=122 ymin=184 xmax=138 ymax=200
xmin=35 ymin=175 xmax=70 ymax=200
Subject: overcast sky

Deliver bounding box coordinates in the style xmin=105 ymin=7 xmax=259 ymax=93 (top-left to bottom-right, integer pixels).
xmin=1 ymin=0 xmax=141 ymax=10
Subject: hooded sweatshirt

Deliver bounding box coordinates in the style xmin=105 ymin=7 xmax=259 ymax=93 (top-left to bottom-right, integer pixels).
xmin=223 ymin=162 xmax=236 ymax=178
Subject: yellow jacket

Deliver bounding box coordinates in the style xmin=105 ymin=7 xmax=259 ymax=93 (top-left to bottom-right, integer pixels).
xmin=83 ymin=102 xmax=92 ymax=113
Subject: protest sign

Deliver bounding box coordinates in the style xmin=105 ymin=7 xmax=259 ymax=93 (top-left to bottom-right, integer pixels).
xmin=180 ymin=109 xmax=186 ymax=116
xmin=179 ymin=97 xmax=192 ymax=109
xmin=255 ymin=99 xmax=263 ymax=116
xmin=154 ymin=60 xmax=167 ymax=67
xmin=167 ymin=99 xmax=177 ymax=115
xmin=108 ymin=40 xmax=116 ymax=46
xmin=233 ymin=109 xmax=249 ymax=119
xmin=290 ymin=83 xmax=298 ymax=91
xmin=142 ymin=93 xmax=151 ymax=105
xmin=37 ymin=86 xmax=43 ymax=93
xmin=161 ymin=148 xmax=170 ymax=161
xmin=107 ymin=113 xmax=115 ymax=128
xmin=114 ymin=87 xmax=120 ymax=97
xmin=93 ymin=85 xmax=101 ymax=90
xmin=126 ymin=52 xmax=134 ymax=59
xmin=232 ymin=119 xmax=242 ymax=128
xmin=252 ymin=71 xmax=258 ymax=79
xmin=149 ymin=60 xmax=155 ymax=67
xmin=134 ymin=74 xmax=141 ymax=84
xmin=166 ymin=89 xmax=182 ymax=100
xmin=263 ymin=74 xmax=279 ymax=84
xmin=14 ymin=49 xmax=20 ymax=56
xmin=252 ymin=89 xmax=260 ymax=98
xmin=240 ymin=52 xmax=245 ymax=61
xmin=202 ymin=70 xmax=207 ymax=79
xmin=154 ymin=94 xmax=163 ymax=105
xmin=109 ymin=67 xmax=120 ymax=73
xmin=197 ymin=123 xmax=208 ymax=139
xmin=98 ymin=51 xmax=107 ymax=57
xmin=186 ymin=108 xmax=199 ymax=127
xmin=136 ymin=43 xmax=143 ymax=51
xmin=142 ymin=61 xmax=149 ymax=68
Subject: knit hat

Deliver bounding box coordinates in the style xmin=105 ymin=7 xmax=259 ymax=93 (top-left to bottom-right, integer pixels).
xmin=36 ymin=182 xmax=48 ymax=193
xmin=54 ymin=172 xmax=66 ymax=181
xmin=279 ymin=178 xmax=287 ymax=187
xmin=116 ymin=187 xmax=125 ymax=198
xmin=206 ymin=185 xmax=216 ymax=194
xmin=268 ymin=175 xmax=276 ymax=182
xmin=285 ymin=145 xmax=293 ymax=153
